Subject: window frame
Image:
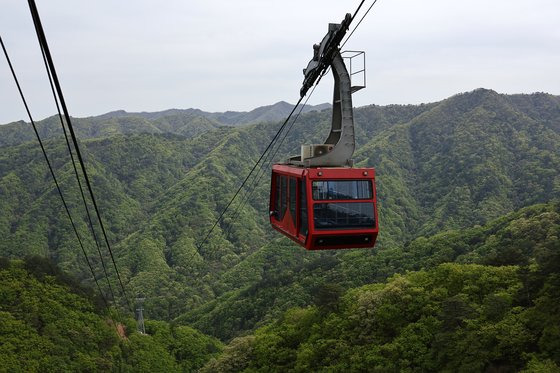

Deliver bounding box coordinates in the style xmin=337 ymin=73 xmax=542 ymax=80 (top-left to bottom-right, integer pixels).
xmin=299 ymin=178 xmax=308 ymax=237
xmin=279 ymin=175 xmax=287 ymax=220
xmin=289 ymin=177 xmax=297 ymax=224
xmin=311 ymin=180 xmax=373 ymax=201
xmin=313 ymin=201 xmax=376 ymax=230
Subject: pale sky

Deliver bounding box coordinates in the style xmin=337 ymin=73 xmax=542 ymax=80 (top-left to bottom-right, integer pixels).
xmin=1 ymin=0 xmax=559 ymax=124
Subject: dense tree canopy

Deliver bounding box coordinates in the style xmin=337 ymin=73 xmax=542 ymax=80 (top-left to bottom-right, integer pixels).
xmin=0 ymin=256 xmax=222 ymax=372
xmin=1 ymin=90 xmax=559 ymax=370
xmin=203 ymin=258 xmax=560 ymax=372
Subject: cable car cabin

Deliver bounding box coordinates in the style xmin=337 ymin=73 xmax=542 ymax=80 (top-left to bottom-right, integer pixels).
xmin=269 ymin=164 xmax=378 ymax=250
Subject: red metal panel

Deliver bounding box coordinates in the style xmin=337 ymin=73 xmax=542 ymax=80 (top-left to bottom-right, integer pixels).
xmin=270 ymin=166 xmax=305 ymax=245
xmin=307 ymin=167 xmax=375 ymax=180
xmin=271 ymin=164 xmax=307 ymax=177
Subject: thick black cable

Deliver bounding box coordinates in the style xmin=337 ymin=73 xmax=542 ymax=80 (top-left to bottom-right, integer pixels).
xmin=320 ymin=1 xmax=378 ymax=83
xmin=260 ymin=79 xmax=322 ymax=176
xmin=33 ymin=28 xmax=117 ymax=302
xmin=341 ymin=0 xmax=379 ymax=49
xmin=224 ymin=82 xmax=321 ymax=240
xmin=197 ymin=95 xmax=304 ymax=249
xmin=351 ymin=0 xmax=367 ymax=22
xmin=225 ymin=99 xmax=312 ymax=230
xmin=1 ymin=35 xmax=110 ymax=310
xmin=257 ymin=84 xmax=319 ymax=185
xmin=27 ymin=0 xmax=132 ymax=312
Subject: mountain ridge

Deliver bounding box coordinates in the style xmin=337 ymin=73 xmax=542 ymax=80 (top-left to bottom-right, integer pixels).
xmin=0 ymin=101 xmax=332 ymax=148
xmin=1 ymin=88 xmax=559 ymax=340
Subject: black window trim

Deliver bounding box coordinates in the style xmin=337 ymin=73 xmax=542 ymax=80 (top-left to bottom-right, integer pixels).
xmin=312 ymin=179 xmax=373 ymax=201
xmin=312 ymin=201 xmax=376 ymax=230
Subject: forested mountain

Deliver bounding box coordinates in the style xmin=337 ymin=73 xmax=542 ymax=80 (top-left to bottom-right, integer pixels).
xmin=2 ymin=201 xmax=558 ymax=371
xmin=0 ymin=256 xmax=222 ymax=372
xmin=0 ymin=101 xmax=330 ymax=148
xmin=203 ymin=203 xmax=560 ymax=371
xmin=357 ymin=89 xmax=560 ymax=243
xmin=1 ymin=89 xmax=559 ymax=371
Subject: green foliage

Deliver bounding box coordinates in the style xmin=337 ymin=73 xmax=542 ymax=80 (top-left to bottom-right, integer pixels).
xmin=0 ymin=257 xmax=222 ymax=372
xmin=0 ymin=258 xmax=119 ymax=371
xmin=1 ymin=91 xmax=560 ymax=367
xmin=312 ymin=283 xmax=344 ymax=312
xmin=200 ymin=335 xmax=257 ymax=373
xmin=183 ymin=202 xmax=560 ymax=340
xmin=208 ymin=259 xmax=560 ymax=372
xmin=199 ymin=199 xmax=560 ymax=371
xmin=356 ymin=89 xmax=560 ymax=241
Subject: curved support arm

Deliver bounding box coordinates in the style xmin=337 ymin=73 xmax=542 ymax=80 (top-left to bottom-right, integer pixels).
xmin=289 ymin=51 xmax=355 ymax=167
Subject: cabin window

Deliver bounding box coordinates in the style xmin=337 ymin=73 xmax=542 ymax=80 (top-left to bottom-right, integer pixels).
xmin=289 ymin=178 xmax=297 ymax=222
xmin=312 ymin=180 xmax=372 ymax=200
xmin=274 ymin=174 xmax=281 ymax=217
xmin=313 ymin=202 xmax=375 ymax=230
xmin=280 ymin=175 xmax=287 ymax=220
xmin=299 ymin=179 xmax=308 ymax=236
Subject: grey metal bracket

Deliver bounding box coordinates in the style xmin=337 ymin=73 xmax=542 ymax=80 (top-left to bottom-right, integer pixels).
xmin=287 ymin=14 xmax=365 ymax=168
xmin=288 ymin=51 xmax=356 ymax=167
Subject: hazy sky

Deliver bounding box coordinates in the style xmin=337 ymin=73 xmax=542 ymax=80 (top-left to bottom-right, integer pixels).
xmin=1 ymin=0 xmax=559 ymax=124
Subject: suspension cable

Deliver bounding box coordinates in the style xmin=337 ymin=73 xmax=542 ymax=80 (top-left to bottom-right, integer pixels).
xmin=341 ymin=0 xmax=379 ymax=49
xmin=1 ymin=35 xmax=110 ymax=310
xmin=223 ymin=80 xmax=323 ymax=241
xmin=351 ymin=0 xmax=367 ymax=22
xmin=31 ymin=15 xmax=117 ymax=303
xmin=27 ymin=0 xmax=132 ymax=312
xmin=197 ymin=95 xmax=304 ymax=249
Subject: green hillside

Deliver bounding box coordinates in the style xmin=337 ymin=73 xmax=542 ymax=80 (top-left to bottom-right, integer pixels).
xmin=1 ymin=89 xmax=559 ymax=344
xmin=0 ymin=256 xmax=222 ymax=372
xmin=356 ymin=89 xmax=560 ymax=243
xmin=0 ymin=102 xmax=331 ymax=148
xmin=202 ymin=201 xmax=560 ymax=372
xmin=0 ymin=113 xmax=222 ymax=148
xmin=2 ymin=200 xmax=557 ymax=371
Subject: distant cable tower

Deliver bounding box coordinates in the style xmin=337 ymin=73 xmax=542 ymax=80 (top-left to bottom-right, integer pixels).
xmin=136 ymin=298 xmax=146 ymax=334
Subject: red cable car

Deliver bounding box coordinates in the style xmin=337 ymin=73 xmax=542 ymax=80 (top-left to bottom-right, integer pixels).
xmin=269 ymin=14 xmax=379 ymax=250
xmin=270 ymin=165 xmax=378 ymax=250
